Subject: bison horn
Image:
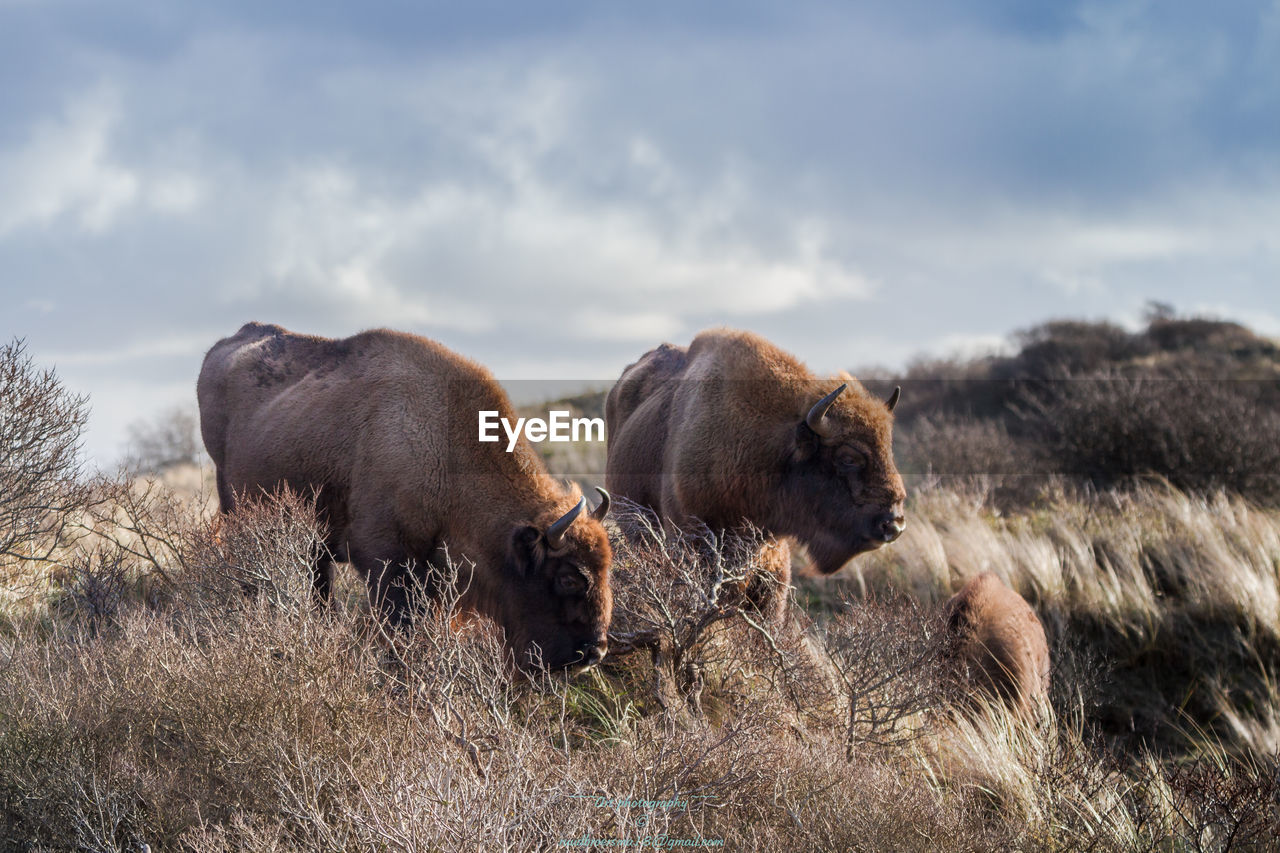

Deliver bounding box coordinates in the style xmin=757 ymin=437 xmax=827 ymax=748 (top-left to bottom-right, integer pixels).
xmin=546 ymin=496 xmax=586 ymax=549
xmin=591 ymin=487 xmax=611 ymax=521
xmin=886 ymin=385 xmax=901 ymax=412
xmin=805 ymin=383 xmax=847 ymax=438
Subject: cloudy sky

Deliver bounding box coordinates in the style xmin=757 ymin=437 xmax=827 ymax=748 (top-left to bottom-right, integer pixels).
xmin=3 ymin=0 xmax=1278 ymax=466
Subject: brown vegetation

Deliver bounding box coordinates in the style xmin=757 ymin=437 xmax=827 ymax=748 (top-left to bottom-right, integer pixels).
xmin=5 ymin=471 xmax=1279 ymax=850
xmin=5 ymin=327 xmax=1280 ymax=850
xmin=0 ymin=339 xmax=90 ymax=569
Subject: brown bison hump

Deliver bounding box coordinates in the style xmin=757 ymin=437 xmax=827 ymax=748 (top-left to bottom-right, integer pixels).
xmin=605 ymin=342 xmax=690 ymax=512
xmin=607 ymin=342 xmax=690 ymax=427
xmin=687 ymin=328 xmax=803 ymax=374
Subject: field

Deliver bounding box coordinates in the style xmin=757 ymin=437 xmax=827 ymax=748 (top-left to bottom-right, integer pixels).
xmin=3 ymin=319 xmax=1280 ymax=851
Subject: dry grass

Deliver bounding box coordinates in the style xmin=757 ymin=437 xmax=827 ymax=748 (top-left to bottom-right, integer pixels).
xmin=0 ymin=481 xmax=977 ymax=850
xmin=2 ymin=470 xmax=1279 ymax=850
xmin=6 ymin=326 xmax=1280 ymax=849
xmin=808 ymin=479 xmax=1280 ymax=761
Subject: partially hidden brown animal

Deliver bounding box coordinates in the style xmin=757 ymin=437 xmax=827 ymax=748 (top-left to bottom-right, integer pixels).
xmin=944 ymin=572 xmax=1051 ymax=719
xmin=605 ymin=328 xmax=906 ymax=616
xmin=197 ymin=322 xmax=613 ymax=671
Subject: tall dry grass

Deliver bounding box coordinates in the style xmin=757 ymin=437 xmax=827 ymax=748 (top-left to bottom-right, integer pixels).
xmin=2 ymin=471 xmax=1279 ymax=850
xmin=5 ymin=339 xmax=1280 ymax=849
xmin=0 ymin=482 xmax=978 ymax=850
xmin=808 ymin=478 xmax=1280 ymax=759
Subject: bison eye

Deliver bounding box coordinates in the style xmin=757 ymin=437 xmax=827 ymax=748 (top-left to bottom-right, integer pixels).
xmin=836 ymin=448 xmax=867 ymax=471
xmin=554 ymin=571 xmax=587 ymax=596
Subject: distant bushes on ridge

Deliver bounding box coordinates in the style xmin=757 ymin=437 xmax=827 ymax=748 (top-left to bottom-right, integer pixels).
xmin=870 ymin=310 xmax=1280 ymax=506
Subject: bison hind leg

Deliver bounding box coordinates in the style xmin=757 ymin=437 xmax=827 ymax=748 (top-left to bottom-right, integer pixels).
xmin=214 ymin=469 xmax=236 ymax=514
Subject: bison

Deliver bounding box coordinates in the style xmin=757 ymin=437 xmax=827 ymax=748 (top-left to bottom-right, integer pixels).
xmin=197 ymin=322 xmax=613 ymax=671
xmin=604 ymin=328 xmax=906 ymax=614
xmin=944 ymin=572 xmax=1051 ymax=720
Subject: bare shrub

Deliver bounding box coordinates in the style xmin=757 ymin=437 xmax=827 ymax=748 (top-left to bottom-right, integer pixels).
xmin=177 ymin=486 xmax=325 ymax=618
xmin=1017 ymin=372 xmax=1280 ymax=503
xmin=896 ymin=413 xmax=1053 ymax=508
xmin=123 ymin=406 xmax=203 ymax=474
xmin=604 ymin=500 xmax=953 ymax=746
xmin=76 ymin=475 xmax=325 ymax=620
xmin=1148 ymin=751 xmax=1280 ymax=851
xmin=9 ymin=442 xmax=1280 ymax=850
xmin=878 ymin=312 xmax=1280 ymax=509
xmin=605 ymin=499 xmax=798 ymax=712
xmin=0 ymin=338 xmax=91 ymax=568
xmin=820 ymin=595 xmax=953 ymax=751
xmin=898 ymin=414 xmax=1027 ymax=478
xmin=1004 ymin=319 xmax=1151 ymax=378
xmin=50 ymin=545 xmax=137 ymax=628
xmin=374 ymin=554 xmax=523 ymax=777
xmin=1146 ymin=315 xmax=1280 ymax=362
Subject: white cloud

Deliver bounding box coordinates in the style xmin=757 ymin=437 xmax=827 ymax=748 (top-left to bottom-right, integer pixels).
xmin=1061 ymin=223 xmax=1201 ymax=262
xmin=0 ymin=88 xmax=139 ymax=235
xmin=229 ymin=79 xmax=877 ymax=340
xmin=44 ymin=334 xmax=210 ymax=366
xmin=0 ymin=88 xmax=210 ymax=237
xmin=1041 ymin=267 xmax=1106 ymax=296
xmin=6 ymin=6 xmax=1280 ymax=469
xmin=147 ymin=173 xmax=206 ymax=213
xmin=570 ymin=308 xmax=682 ymax=342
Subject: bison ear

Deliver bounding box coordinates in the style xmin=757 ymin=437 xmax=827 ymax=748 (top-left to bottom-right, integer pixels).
xmin=793 ymin=421 xmax=821 ymax=461
xmin=508 ymin=525 xmax=544 ymax=578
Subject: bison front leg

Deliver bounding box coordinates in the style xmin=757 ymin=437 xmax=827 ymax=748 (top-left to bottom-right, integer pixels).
xmin=347 ymin=534 xmax=417 ymax=627
xmin=346 ymin=511 xmax=433 ymax=627
xmin=360 ymin=555 xmax=417 ymax=628
xmin=742 ymin=537 xmax=793 ymax=622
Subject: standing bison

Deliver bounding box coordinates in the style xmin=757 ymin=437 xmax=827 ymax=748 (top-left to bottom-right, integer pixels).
xmin=605 ymin=328 xmax=906 ymax=613
xmin=197 ymin=322 xmax=613 ymax=671
xmin=944 ymin=572 xmax=1051 ymax=720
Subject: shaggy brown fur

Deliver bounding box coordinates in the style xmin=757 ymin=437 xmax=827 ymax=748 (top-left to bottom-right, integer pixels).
xmin=605 ymin=328 xmax=906 ymax=615
xmin=197 ymin=322 xmax=612 ymax=670
xmin=944 ymin=572 xmax=1051 ymax=719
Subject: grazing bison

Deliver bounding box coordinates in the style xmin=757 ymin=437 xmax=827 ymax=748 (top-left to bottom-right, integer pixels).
xmin=944 ymin=572 xmax=1051 ymax=719
xmin=605 ymin=328 xmax=906 ymax=614
xmin=197 ymin=322 xmax=612 ymax=671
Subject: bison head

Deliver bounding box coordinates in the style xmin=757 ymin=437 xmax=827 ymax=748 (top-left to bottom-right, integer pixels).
xmin=782 ymin=382 xmax=906 ymax=574
xmin=498 ymin=487 xmax=613 ymax=672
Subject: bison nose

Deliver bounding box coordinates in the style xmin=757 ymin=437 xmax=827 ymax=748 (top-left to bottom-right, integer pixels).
xmin=874 ymin=511 xmax=906 ymax=543
xmin=579 ymin=641 xmax=607 ymax=668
